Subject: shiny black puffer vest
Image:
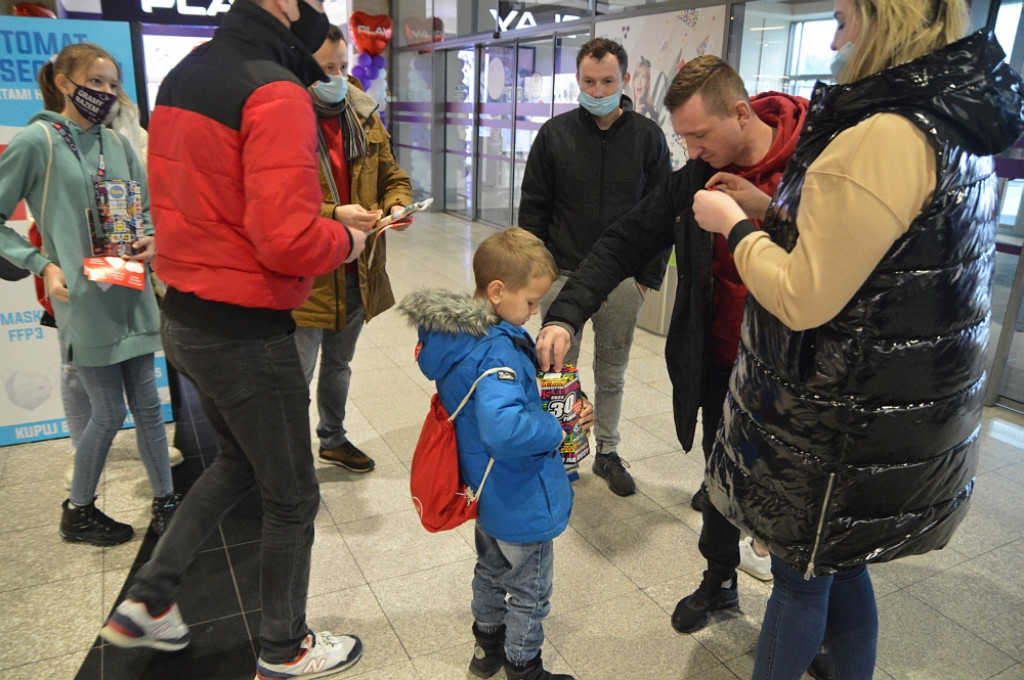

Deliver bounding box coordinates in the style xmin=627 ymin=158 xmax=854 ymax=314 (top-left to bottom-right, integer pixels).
xmin=708 ymin=31 xmax=1024 ymax=576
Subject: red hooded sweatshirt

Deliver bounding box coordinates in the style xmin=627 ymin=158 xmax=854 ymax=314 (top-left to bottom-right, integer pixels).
xmin=710 ymin=91 xmax=808 ymax=367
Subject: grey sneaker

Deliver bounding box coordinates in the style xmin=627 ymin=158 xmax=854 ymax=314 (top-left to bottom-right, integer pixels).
xmin=591 ymin=452 xmax=636 ymax=496
xmin=100 ymin=600 xmax=190 ymax=651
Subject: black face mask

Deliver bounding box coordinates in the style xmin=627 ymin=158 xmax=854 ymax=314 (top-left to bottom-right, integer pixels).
xmin=290 ymin=1 xmax=329 ymax=53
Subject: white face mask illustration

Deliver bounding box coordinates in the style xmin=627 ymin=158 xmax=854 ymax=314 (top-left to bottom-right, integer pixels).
xmin=5 ymin=370 xmax=53 ymax=411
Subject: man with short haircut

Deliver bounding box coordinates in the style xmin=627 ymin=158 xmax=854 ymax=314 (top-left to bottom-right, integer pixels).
xmin=520 ymin=37 xmax=671 ymax=498
xmin=100 ymin=1 xmax=368 ymax=678
xmin=535 ymin=55 xmax=808 ymax=634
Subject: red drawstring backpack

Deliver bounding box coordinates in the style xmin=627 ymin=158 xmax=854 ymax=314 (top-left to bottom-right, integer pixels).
xmin=410 ymin=366 xmax=512 ymax=532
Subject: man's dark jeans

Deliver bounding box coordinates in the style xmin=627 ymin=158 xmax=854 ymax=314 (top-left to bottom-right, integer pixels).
xmin=128 ymin=314 xmax=320 ymax=664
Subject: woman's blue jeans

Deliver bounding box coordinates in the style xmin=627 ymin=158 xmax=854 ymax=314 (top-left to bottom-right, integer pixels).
xmin=753 ymin=556 xmax=877 ymax=680
xmin=472 ymin=525 xmax=554 ymax=666
xmin=69 ymin=354 xmax=172 ymax=505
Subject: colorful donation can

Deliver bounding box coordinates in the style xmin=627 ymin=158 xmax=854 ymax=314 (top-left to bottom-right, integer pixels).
xmin=538 ymin=363 xmax=590 ymax=481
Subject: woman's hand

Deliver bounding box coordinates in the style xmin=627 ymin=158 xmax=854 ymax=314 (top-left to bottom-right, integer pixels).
xmin=705 ymin=172 xmax=772 ymax=221
xmin=693 ymin=189 xmax=749 ymax=237
xmin=126 ymin=235 xmax=156 ymax=263
xmin=42 ymin=263 xmax=69 ymax=303
xmin=334 ymin=204 xmax=381 ymax=231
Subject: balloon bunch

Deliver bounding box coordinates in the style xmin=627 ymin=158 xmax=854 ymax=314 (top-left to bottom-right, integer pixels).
xmin=352 ymin=52 xmax=387 ymax=91
xmin=348 ymin=12 xmax=393 ymax=92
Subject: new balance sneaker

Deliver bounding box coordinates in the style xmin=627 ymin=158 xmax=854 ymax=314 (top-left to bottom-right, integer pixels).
xmin=59 ymin=499 xmax=134 ymax=547
xmin=255 ymin=630 xmax=363 ymax=679
xmin=591 ymin=452 xmax=636 ymax=496
xmin=737 ymin=537 xmax=773 ymax=581
xmin=671 ymin=574 xmax=739 ymax=633
xmin=319 ymin=442 xmax=375 ymax=473
xmin=100 ymin=600 xmax=191 ymax=651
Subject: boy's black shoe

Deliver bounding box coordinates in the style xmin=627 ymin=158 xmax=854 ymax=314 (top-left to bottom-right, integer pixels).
xmin=503 ymin=651 xmax=575 ymax=680
xmin=671 ymin=573 xmax=739 ymax=633
xmin=150 ymin=493 xmax=181 ymax=536
xmin=591 ymin=452 xmax=636 ymax=496
xmin=60 ymin=499 xmax=134 ymax=546
xmin=469 ymin=622 xmax=505 ymax=678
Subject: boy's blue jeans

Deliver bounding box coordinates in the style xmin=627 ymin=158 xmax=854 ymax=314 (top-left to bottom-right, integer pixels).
xmin=471 ymin=524 xmax=554 ymax=666
xmin=753 ymin=556 xmax=878 ymax=680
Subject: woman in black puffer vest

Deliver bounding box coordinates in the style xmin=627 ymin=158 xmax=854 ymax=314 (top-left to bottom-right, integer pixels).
xmin=692 ymin=0 xmax=1024 ymax=678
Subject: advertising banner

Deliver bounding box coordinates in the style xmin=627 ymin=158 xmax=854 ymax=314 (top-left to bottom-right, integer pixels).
xmin=0 ymin=15 xmax=169 ymax=446
xmin=596 ymin=7 xmax=728 ymax=170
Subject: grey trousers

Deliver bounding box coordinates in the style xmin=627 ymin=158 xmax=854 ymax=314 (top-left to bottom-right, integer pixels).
xmin=540 ymin=275 xmax=644 ymax=455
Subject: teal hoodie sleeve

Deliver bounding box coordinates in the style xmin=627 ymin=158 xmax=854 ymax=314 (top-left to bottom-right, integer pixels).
xmin=0 ymin=128 xmax=52 ymax=276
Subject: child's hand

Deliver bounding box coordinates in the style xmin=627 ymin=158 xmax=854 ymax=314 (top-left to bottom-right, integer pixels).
xmin=579 ymin=397 xmax=594 ymax=433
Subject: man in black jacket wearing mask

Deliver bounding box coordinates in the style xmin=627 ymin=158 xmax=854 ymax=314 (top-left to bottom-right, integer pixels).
xmin=519 ymin=37 xmax=671 ymax=498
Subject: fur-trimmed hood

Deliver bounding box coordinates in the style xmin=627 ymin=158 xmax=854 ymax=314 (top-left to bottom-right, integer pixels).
xmin=398 ymin=289 xmax=521 ymax=383
xmin=397 ymin=289 xmax=498 ymax=336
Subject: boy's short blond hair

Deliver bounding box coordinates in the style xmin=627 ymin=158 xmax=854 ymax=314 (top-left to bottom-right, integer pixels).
xmin=473 ymin=227 xmax=557 ymax=295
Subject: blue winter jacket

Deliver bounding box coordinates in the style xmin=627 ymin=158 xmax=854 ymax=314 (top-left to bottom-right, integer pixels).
xmin=398 ymin=290 xmax=571 ymax=543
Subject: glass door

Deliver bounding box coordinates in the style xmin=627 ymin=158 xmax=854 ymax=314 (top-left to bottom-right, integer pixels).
xmin=444 ymin=48 xmax=476 ymax=219
xmin=477 ymin=44 xmax=516 ymax=226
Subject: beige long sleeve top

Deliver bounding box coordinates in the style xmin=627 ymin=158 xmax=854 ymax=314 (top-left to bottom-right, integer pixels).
xmin=733 ymin=113 xmax=937 ymax=330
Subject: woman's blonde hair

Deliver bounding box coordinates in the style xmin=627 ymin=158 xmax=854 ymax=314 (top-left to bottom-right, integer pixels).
xmin=840 ymin=0 xmax=969 ymax=83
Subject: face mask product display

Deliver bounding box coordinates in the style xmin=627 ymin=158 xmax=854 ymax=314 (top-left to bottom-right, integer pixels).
xmin=5 ymin=370 xmax=52 ymax=411
xmin=578 ymin=89 xmax=620 ymax=118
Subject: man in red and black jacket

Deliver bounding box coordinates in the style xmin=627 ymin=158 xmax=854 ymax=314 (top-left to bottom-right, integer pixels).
xmin=102 ymin=2 xmax=368 ymax=678
xmin=536 ymin=56 xmax=808 ymax=636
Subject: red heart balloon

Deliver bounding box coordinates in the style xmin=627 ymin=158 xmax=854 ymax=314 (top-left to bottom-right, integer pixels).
xmin=348 ymin=12 xmax=393 ymax=57
xmin=403 ymin=17 xmax=444 ymax=46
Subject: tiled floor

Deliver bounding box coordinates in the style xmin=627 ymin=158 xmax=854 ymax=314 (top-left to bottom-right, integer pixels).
xmin=1 ymin=212 xmax=1023 ymax=680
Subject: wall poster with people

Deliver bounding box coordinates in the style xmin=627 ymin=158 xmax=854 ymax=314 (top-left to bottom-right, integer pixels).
xmin=0 ymin=14 xmax=170 ymax=446
xmin=595 ymin=6 xmax=727 ymax=170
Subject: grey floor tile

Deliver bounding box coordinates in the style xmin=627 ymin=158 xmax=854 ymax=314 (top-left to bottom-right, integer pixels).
xmin=306 ymin=524 xmax=366 ymax=599
xmin=303 ymin=584 xmax=408 ymax=675
xmin=0 ymin=574 xmax=102 ymax=671
xmin=369 ymin=559 xmax=477 ymax=659
xmin=875 ymin=590 xmax=1014 ymax=679
xmin=0 ymin=649 xmax=90 ymax=679
xmin=576 ymin=508 xmax=700 ymax=589
xmin=567 ymin=465 xmax=664 ymax=532
xmin=345 ymin=659 xmax=423 ymax=679
xmin=340 ymin=509 xmax=474 ymax=583
xmin=0 ymin=525 xmax=105 ymax=591
xmin=319 ymin=461 xmax=416 ymax=524
xmin=945 ymin=472 xmax=1024 ymax=558
xmin=631 ymin=450 xmax=699 ymax=510
xmin=906 ymin=538 xmax=1024 ymax=662
xmin=545 ymin=589 xmax=719 ymax=680
xmin=549 ymin=526 xmax=640 ymax=615
xmin=990 ymin=664 xmax=1024 ymax=680
xmin=613 ymin=417 xmax=682 ymax=462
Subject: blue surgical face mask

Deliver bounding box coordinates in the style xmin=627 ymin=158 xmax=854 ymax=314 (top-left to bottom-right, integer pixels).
xmin=830 ymin=41 xmax=855 ymax=82
xmin=312 ymin=74 xmax=348 ymax=104
xmin=578 ymin=89 xmax=620 ymax=118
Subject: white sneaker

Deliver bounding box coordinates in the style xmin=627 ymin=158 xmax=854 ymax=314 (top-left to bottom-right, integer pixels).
xmin=100 ymin=600 xmax=191 ymax=650
xmin=738 ymin=537 xmax=773 ymax=581
xmin=255 ymin=631 xmax=363 ymax=679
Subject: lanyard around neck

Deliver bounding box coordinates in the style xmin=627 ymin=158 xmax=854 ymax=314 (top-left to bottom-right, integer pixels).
xmin=50 ymin=121 xmax=105 ymax=181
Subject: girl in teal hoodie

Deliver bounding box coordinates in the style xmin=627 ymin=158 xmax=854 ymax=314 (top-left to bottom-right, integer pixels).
xmin=0 ymin=43 xmax=176 ymax=546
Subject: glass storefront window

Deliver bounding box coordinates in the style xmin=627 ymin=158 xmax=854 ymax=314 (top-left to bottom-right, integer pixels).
xmin=392 ymin=50 xmax=433 ymax=201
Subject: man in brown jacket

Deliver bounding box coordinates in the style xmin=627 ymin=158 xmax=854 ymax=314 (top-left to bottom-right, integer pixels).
xmin=293 ymin=25 xmax=413 ymax=472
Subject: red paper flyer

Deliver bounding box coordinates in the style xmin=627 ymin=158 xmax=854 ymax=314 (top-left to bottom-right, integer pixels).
xmin=83 ymin=257 xmax=147 ymax=290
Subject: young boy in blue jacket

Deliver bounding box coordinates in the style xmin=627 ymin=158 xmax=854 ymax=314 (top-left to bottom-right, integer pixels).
xmin=398 ymin=227 xmax=584 ymax=680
